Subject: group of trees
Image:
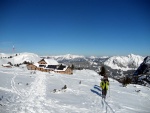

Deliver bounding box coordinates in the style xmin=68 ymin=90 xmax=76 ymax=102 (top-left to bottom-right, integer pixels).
xmin=69 ymin=64 xmax=85 ymax=70
xmin=3 ymin=60 xmax=33 ymax=67
xmin=0 ymin=54 xmax=19 ymax=59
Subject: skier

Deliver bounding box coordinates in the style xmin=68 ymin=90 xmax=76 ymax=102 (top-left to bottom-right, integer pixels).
xmin=100 ymin=76 xmax=109 ymax=99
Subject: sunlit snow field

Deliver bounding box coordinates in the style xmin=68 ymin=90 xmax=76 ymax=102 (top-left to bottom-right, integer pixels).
xmin=0 ymin=66 xmax=150 ymax=113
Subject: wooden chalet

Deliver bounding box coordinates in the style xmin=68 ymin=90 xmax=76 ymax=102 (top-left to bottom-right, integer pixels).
xmin=27 ymin=59 xmax=73 ymax=74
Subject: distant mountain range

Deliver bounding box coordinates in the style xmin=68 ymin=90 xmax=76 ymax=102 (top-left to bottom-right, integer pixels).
xmin=41 ymin=54 xmax=144 ymax=71
xmin=1 ymin=52 xmax=148 ymax=86
xmin=35 ymin=54 xmax=150 ymax=86
xmin=41 ymin=54 xmax=110 ymax=71
xmin=0 ymin=52 xmax=145 ymax=72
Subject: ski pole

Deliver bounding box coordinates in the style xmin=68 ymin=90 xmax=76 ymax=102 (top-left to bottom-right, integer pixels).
xmin=109 ymin=83 xmax=110 ymax=97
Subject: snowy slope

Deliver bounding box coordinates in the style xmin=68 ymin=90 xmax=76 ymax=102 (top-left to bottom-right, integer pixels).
xmin=0 ymin=52 xmax=41 ymax=66
xmin=0 ymin=67 xmax=150 ymax=113
xmin=104 ymin=54 xmax=144 ymax=71
xmin=14 ymin=52 xmax=41 ymax=64
xmin=0 ymin=53 xmax=13 ymax=58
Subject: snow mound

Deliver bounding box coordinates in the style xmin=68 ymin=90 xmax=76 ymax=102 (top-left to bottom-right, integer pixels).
xmin=14 ymin=52 xmax=41 ymax=64
xmin=0 ymin=52 xmax=41 ymax=66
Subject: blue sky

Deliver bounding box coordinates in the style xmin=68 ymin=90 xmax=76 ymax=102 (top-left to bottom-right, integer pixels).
xmin=0 ymin=0 xmax=150 ymax=56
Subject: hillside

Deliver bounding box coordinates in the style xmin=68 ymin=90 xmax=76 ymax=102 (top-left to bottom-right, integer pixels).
xmin=0 ymin=67 xmax=150 ymax=113
xmin=0 ymin=52 xmax=41 ymax=66
xmin=104 ymin=54 xmax=144 ymax=71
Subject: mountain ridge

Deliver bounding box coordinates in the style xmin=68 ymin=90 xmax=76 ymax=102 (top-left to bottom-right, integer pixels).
xmin=0 ymin=52 xmax=145 ymax=71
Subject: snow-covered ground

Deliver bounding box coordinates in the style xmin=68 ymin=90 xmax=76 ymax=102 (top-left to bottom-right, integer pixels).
xmin=0 ymin=67 xmax=150 ymax=113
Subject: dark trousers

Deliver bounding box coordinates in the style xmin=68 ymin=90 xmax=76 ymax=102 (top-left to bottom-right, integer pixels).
xmin=102 ymin=89 xmax=107 ymax=99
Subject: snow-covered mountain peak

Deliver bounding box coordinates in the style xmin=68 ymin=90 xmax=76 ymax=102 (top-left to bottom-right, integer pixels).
xmin=45 ymin=54 xmax=86 ymax=61
xmin=128 ymin=53 xmax=135 ymax=57
xmin=62 ymin=54 xmax=85 ymax=59
xmin=127 ymin=54 xmax=142 ymax=59
xmin=104 ymin=54 xmax=144 ymax=71
xmin=89 ymin=56 xmax=97 ymax=59
xmin=100 ymin=56 xmax=109 ymax=59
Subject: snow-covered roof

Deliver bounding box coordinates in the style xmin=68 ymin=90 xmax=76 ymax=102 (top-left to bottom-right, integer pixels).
xmin=34 ymin=63 xmax=39 ymax=67
xmin=55 ymin=65 xmax=68 ymax=71
xmin=44 ymin=59 xmax=59 ymax=65
xmin=2 ymin=64 xmax=11 ymax=67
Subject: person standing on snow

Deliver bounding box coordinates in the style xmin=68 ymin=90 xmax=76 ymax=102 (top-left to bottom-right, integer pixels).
xmin=100 ymin=77 xmax=109 ymax=99
xmin=99 ymin=66 xmax=109 ymax=99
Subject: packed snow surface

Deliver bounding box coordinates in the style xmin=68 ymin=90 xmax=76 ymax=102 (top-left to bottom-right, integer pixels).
xmin=0 ymin=67 xmax=150 ymax=113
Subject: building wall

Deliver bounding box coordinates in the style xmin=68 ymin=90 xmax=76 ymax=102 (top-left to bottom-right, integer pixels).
xmin=27 ymin=64 xmax=36 ymax=70
xmin=38 ymin=60 xmax=47 ymax=64
xmin=55 ymin=68 xmax=73 ymax=75
xmin=2 ymin=66 xmax=12 ymax=68
xmin=27 ymin=64 xmax=73 ymax=75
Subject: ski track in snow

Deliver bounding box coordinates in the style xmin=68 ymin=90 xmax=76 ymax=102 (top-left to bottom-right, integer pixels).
xmin=11 ymin=73 xmax=47 ymax=113
xmin=0 ymin=87 xmax=14 ymax=93
xmin=80 ymin=76 xmax=115 ymax=113
xmin=104 ymin=99 xmax=115 ymax=113
xmin=11 ymin=72 xmax=22 ymax=97
xmin=1 ymin=68 xmax=150 ymax=113
xmin=91 ymin=93 xmax=115 ymax=113
xmin=90 ymin=83 xmax=115 ymax=113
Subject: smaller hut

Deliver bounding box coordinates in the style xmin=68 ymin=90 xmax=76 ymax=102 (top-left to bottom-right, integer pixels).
xmin=2 ymin=64 xmax=12 ymax=68
xmin=55 ymin=64 xmax=73 ymax=75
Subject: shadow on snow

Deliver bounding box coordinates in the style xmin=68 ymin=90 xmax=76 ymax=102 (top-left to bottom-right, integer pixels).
xmin=90 ymin=85 xmax=115 ymax=113
xmin=90 ymin=85 xmax=102 ymax=97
